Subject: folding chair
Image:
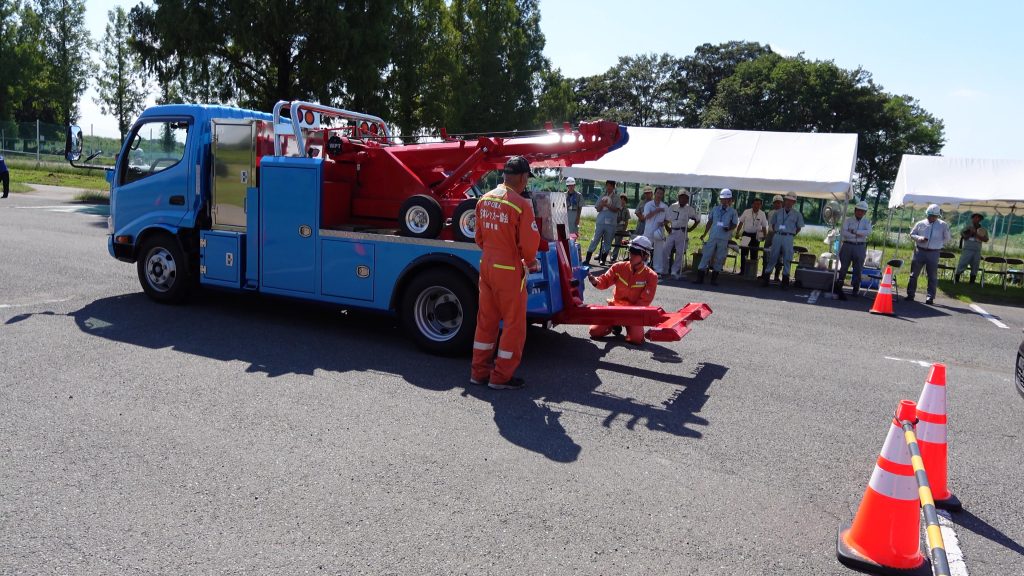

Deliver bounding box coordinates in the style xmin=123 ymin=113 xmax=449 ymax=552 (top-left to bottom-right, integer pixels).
xmin=981 ymin=256 xmax=1007 ymax=288
xmin=886 ymin=258 xmax=904 ymax=300
xmin=1005 ymin=258 xmax=1024 ymax=288
xmin=938 ymin=251 xmax=957 ymax=279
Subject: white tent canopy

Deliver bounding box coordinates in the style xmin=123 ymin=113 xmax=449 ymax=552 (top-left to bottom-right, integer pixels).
xmin=889 ymin=154 xmax=1024 ymax=214
xmin=563 ymin=126 xmax=859 ymax=200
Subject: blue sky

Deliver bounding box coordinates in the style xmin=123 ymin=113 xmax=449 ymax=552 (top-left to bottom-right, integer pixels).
xmin=82 ymin=0 xmax=1022 ymax=160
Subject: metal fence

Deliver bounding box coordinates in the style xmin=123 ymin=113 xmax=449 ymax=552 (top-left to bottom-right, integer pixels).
xmin=0 ymin=120 xmax=123 ymax=165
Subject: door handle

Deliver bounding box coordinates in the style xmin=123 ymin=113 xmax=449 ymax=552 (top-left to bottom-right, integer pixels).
xmin=170 ymin=195 xmax=185 ymax=206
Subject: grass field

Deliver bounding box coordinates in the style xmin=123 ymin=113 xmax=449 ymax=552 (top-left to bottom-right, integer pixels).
xmin=5 ymin=159 xmax=109 ymax=193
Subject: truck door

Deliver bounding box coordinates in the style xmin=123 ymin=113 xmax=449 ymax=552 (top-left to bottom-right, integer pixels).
xmin=112 ymin=119 xmax=192 ymax=236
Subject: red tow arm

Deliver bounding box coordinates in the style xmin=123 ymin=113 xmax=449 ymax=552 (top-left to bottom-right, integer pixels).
xmin=547 ymin=228 xmax=712 ymax=342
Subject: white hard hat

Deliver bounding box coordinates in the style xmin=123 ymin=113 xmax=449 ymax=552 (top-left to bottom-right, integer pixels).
xmin=629 ymin=235 xmax=654 ymax=253
xmin=719 ymin=188 xmax=733 ymax=199
xmin=772 ymin=195 xmax=784 ymax=203
xmin=855 ymin=201 xmax=869 ymax=211
xmin=565 ymin=177 xmax=576 ymax=185
xmin=926 ymin=204 xmax=941 ymax=216
xmin=785 ymin=192 xmax=798 ymax=201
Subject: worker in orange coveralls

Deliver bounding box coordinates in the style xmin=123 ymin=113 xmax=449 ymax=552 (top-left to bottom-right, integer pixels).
xmin=586 ymin=235 xmax=659 ymax=345
xmin=470 ymin=156 xmax=542 ymax=390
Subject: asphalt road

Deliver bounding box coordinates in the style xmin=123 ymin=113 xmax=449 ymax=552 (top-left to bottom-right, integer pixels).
xmin=2 ymin=189 xmax=1022 ymax=575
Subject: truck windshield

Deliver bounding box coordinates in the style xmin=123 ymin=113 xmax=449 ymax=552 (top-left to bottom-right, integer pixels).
xmin=123 ymin=120 xmax=190 ymax=185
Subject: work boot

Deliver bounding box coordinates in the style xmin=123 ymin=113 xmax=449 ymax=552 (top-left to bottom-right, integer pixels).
xmin=969 ymin=275 xmax=977 ymax=284
xmin=611 ymin=325 xmax=623 ymax=337
xmin=585 ymin=251 xmax=593 ymax=265
xmin=488 ymin=376 xmax=525 ymax=390
xmin=774 ymin=265 xmax=782 ymax=281
xmin=834 ymin=281 xmax=847 ymax=300
xmin=760 ymin=274 xmax=770 ymax=287
xmin=710 ymin=271 xmax=719 ymax=285
xmin=954 ymin=272 xmax=962 ymax=284
xmin=781 ymin=276 xmax=790 ymax=289
xmin=598 ymin=252 xmax=608 ymax=265
xmin=695 ymin=269 xmax=706 ymax=284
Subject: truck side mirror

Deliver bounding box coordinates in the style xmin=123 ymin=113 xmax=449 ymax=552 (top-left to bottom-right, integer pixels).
xmin=65 ymin=125 xmax=83 ymax=162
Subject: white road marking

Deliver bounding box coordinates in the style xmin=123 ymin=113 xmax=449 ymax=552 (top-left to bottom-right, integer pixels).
xmin=807 ymin=289 xmax=820 ymax=304
xmin=968 ymin=304 xmax=1009 ymax=329
xmin=884 ymin=356 xmax=932 ymax=368
xmin=14 ymin=205 xmax=104 ymax=214
xmin=937 ymin=510 xmax=969 ymax=576
xmin=0 ymin=297 xmax=75 ymax=309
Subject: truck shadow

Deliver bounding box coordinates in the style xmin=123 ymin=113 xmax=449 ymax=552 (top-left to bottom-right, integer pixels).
xmin=64 ymin=292 xmax=724 ymax=463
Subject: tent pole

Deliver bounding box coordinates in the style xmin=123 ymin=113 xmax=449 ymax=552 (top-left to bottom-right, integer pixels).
xmin=894 ymin=207 xmax=905 ymax=261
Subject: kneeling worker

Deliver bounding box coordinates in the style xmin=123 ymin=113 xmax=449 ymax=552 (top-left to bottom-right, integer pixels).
xmin=586 ymin=236 xmax=659 ymax=345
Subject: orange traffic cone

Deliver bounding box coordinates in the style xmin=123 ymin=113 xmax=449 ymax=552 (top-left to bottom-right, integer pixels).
xmin=837 ymin=400 xmax=930 ymax=575
xmin=916 ymin=362 xmax=961 ymax=511
xmin=869 ymin=266 xmax=895 ymax=316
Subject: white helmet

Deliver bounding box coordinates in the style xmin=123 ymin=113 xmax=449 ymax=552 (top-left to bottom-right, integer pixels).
xmin=565 ymin=177 xmax=576 ymax=185
xmin=926 ymin=204 xmax=941 ymax=216
xmin=719 ymin=188 xmax=733 ymax=199
xmin=629 ymin=235 xmax=654 ymax=254
xmin=785 ymin=192 xmax=798 ymax=201
xmin=855 ymin=201 xmax=869 ymax=211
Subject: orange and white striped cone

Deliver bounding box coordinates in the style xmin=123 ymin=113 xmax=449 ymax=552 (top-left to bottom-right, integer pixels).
xmin=916 ymin=362 xmax=962 ymax=511
xmin=869 ymin=266 xmax=895 ymax=316
xmin=837 ymin=400 xmax=930 ymax=575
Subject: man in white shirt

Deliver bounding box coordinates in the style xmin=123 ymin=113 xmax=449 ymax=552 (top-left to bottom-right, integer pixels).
xmin=734 ymin=197 xmax=769 ymax=276
xmin=834 ymin=200 xmax=873 ymax=300
xmin=634 ymin=186 xmax=654 ymax=237
xmin=643 ymin=186 xmax=671 ymax=275
xmin=664 ymin=190 xmax=701 ymax=279
xmin=906 ymin=204 xmax=952 ymax=305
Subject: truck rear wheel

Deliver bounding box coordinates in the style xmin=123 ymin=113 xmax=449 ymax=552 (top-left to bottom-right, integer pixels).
xmin=399 ymin=195 xmax=443 ymax=238
xmin=401 ymin=269 xmax=477 ymax=356
xmin=136 ymin=233 xmax=190 ymax=304
xmin=452 ymin=198 xmax=478 ymax=242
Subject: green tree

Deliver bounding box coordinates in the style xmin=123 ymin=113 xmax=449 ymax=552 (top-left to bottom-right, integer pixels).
xmin=94 ymin=6 xmax=149 ymax=142
xmin=36 ymin=0 xmax=94 ymax=125
xmin=673 ymin=41 xmax=773 ymax=127
xmin=571 ymin=53 xmax=679 ymax=127
xmin=129 ymin=0 xmax=396 ymax=113
xmin=535 ymin=64 xmax=576 ymax=125
xmin=703 ymin=52 xmax=944 ymax=215
xmin=447 ymin=0 xmax=546 ymax=133
xmin=388 ymin=0 xmax=458 ymax=140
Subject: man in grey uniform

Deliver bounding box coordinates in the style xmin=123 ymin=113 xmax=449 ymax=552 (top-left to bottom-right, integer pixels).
xmin=586 ymin=180 xmax=622 ymax=265
xmin=906 ymin=204 xmax=952 ymax=304
xmin=565 ymin=177 xmax=582 ymax=235
xmin=664 ymin=190 xmax=701 ymax=279
xmin=954 ymin=212 xmax=988 ymax=284
xmin=834 ymin=200 xmax=872 ymax=300
xmin=762 ymin=192 xmax=804 ymax=288
xmin=695 ymin=189 xmax=738 ymax=285
xmin=634 ymin=186 xmax=653 ymax=237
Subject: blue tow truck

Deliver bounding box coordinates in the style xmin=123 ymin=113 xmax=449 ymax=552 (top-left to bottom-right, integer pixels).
xmin=65 ymin=101 xmax=709 ymax=355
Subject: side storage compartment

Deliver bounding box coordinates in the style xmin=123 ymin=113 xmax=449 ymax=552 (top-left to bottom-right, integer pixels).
xmin=200 ymin=230 xmax=244 ymax=288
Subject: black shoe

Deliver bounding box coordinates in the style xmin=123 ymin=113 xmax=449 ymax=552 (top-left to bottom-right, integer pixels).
xmin=488 ymin=376 xmax=525 ymax=390
xmin=925 ymin=296 xmax=935 ymax=305
xmin=781 ymin=277 xmax=790 ymax=289
xmin=469 ymin=376 xmax=489 ymax=386
xmin=710 ymin=271 xmax=719 ymax=285
xmin=954 ymin=273 xmax=962 ymax=284
xmin=598 ymin=253 xmax=608 ymax=265
xmin=585 ymin=252 xmax=593 ymax=265
xmin=905 ymin=294 xmax=915 ymax=302
xmin=694 ymin=269 xmax=706 ymax=284
xmin=760 ymin=275 xmax=770 ymax=287
xmin=837 ymin=289 xmax=847 ymax=301
xmin=611 ymin=325 xmax=623 ymax=336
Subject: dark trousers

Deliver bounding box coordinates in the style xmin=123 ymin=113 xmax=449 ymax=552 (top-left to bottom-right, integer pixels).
xmin=738 ymin=233 xmax=760 ymax=274
xmin=1 ymin=170 xmax=8 ymax=196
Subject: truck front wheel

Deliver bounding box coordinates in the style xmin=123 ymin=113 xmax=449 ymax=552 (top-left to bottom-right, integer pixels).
xmin=136 ymin=234 xmax=190 ymax=304
xmin=401 ymin=269 xmax=477 ymax=356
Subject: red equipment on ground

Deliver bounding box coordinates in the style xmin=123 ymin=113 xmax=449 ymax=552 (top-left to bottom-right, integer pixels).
xmin=268 ymin=101 xmax=628 ymax=240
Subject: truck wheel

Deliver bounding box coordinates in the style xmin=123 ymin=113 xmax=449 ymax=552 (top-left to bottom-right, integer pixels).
xmin=401 ymin=269 xmax=477 ymax=356
xmin=136 ymin=233 xmax=190 ymax=304
xmin=399 ymin=195 xmax=443 ymax=238
xmin=452 ymin=198 xmax=478 ymax=242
